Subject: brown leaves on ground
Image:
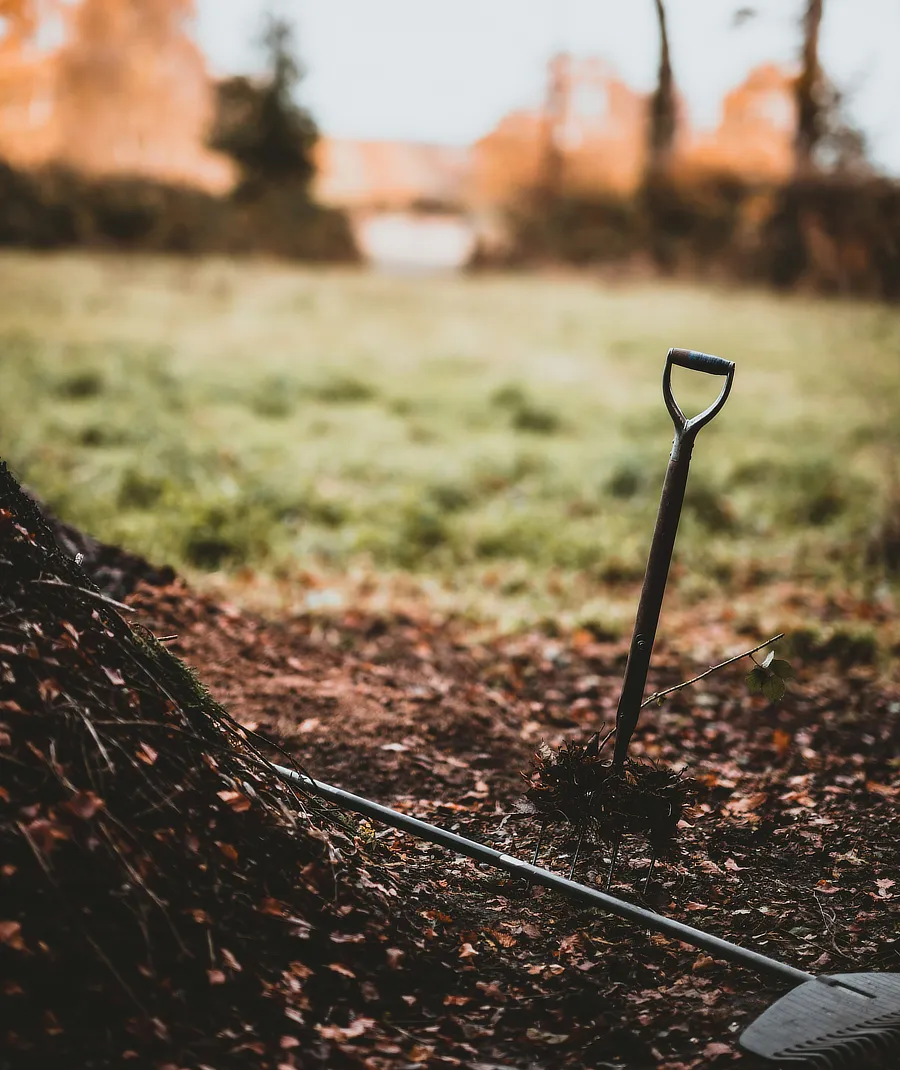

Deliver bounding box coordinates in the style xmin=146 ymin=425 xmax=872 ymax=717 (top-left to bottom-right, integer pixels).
xmin=121 ymin=565 xmax=900 ymax=1068
xmin=0 ymin=465 xmax=433 ymax=1069
xmin=6 ymin=466 xmax=900 ymax=1069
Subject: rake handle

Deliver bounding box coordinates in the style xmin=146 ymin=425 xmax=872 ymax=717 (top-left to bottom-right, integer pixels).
xmin=274 ymin=764 xmax=810 ymax=987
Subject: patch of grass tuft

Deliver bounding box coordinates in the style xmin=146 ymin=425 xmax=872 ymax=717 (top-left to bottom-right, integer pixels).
xmin=684 ymin=481 xmax=737 ymax=533
xmin=491 ymin=382 xmax=563 ymax=434
xmin=312 ymin=373 xmax=376 ymax=404
xmin=249 ymin=375 xmax=299 ymax=418
xmin=54 ymin=369 xmax=105 ymax=399
xmin=605 ymin=461 xmax=644 ymax=500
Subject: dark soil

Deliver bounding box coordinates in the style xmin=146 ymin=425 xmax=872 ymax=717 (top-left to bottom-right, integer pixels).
xmin=5 ymin=473 xmax=900 ymax=1069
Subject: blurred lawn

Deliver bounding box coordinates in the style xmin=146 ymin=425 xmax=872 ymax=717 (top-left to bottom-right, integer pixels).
xmin=1 ymin=251 xmax=899 ymax=633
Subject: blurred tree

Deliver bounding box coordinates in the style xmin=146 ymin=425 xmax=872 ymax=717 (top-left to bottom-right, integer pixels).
xmin=539 ymin=54 xmax=566 ymax=202
xmin=647 ymin=0 xmax=676 ymax=175
xmin=733 ymin=2 xmax=866 ymax=176
xmin=209 ymin=15 xmax=318 ymax=200
xmin=0 ymin=0 xmax=36 ymax=32
xmin=794 ymin=0 xmax=824 ymax=173
xmin=793 ymin=1 xmax=868 ymax=175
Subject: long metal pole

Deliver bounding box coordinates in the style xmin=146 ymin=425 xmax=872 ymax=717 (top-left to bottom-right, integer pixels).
xmin=274 ymin=763 xmax=809 ymax=988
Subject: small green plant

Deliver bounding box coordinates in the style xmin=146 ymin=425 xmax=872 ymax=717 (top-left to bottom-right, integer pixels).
xmin=745 ymin=649 xmax=796 ymax=703
xmin=249 ymin=375 xmax=299 ymax=418
xmin=117 ymin=469 xmax=168 ymax=510
xmin=684 ymin=480 xmax=736 ymax=533
xmin=605 ymin=461 xmax=643 ymax=500
xmin=511 ymin=402 xmax=562 ymax=435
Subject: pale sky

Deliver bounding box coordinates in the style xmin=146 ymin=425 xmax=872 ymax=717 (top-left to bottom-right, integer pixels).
xmin=194 ymin=0 xmax=900 ymax=174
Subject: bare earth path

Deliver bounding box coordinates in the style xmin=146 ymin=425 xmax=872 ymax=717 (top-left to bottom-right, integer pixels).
xmin=128 ymin=577 xmax=900 ymax=1069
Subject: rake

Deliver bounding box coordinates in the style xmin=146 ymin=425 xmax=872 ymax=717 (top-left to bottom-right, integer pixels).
xmin=273 ymin=764 xmax=900 ymax=1067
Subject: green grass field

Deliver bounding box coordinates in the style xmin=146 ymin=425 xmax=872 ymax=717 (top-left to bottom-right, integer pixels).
xmin=2 ymin=252 xmax=899 ymax=634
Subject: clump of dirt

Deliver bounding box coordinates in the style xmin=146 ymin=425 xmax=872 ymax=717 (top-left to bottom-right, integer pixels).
xmin=28 ymin=492 xmax=177 ymax=600
xmin=523 ymin=733 xmax=695 ymax=866
xmin=0 ymin=462 xmax=426 ymax=1069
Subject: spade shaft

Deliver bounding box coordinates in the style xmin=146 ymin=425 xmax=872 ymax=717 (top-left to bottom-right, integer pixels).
xmin=612 ymin=349 xmax=734 ymax=768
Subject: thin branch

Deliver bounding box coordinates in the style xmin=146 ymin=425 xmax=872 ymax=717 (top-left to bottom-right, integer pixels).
xmin=640 ymin=633 xmax=785 ymax=709
xmin=31 ymin=578 xmax=136 ymax=613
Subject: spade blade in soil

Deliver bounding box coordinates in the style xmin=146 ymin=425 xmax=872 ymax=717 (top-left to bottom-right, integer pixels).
xmin=740 ymin=972 xmax=900 ymax=1067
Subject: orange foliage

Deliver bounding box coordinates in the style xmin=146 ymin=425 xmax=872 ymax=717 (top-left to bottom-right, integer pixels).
xmin=315 ymin=55 xmax=796 ymax=213
xmin=472 ymin=58 xmax=650 ymax=205
xmin=314 ymin=139 xmax=470 ymax=210
xmin=1 ymin=4 xmax=796 ymax=209
xmin=0 ymin=0 xmax=233 ymax=191
xmin=681 ymin=64 xmax=795 ymax=182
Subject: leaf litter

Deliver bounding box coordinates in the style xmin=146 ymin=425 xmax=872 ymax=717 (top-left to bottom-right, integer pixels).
xmin=3 ymin=460 xmax=900 ymax=1068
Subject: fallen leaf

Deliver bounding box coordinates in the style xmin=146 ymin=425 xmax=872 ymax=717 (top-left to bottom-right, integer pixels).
xmin=703 ymin=1041 xmax=734 ymax=1058
xmin=726 ymin=792 xmax=768 ymax=815
xmin=328 ymin=962 xmax=356 ymax=978
xmin=217 ymin=790 xmax=251 ymax=813
xmin=137 ymin=742 xmax=158 ymax=765
xmin=216 ymin=842 xmax=239 ymax=863
xmin=317 ymin=1017 xmax=374 ymax=1041
xmin=526 ymin=1028 xmax=569 ymax=1044
xmin=221 ymin=948 xmax=242 ymax=971
xmin=64 ymin=790 xmax=104 ymax=820
xmin=259 ymin=898 xmax=286 ymax=916
xmin=0 ymin=921 xmax=24 ymax=950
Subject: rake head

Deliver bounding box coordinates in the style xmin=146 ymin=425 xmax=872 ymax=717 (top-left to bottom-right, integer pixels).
xmin=740 ymin=973 xmax=900 ymax=1067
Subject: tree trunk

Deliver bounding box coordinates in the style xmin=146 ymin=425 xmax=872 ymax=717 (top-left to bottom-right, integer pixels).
xmin=795 ymin=0 xmax=824 ymax=174
xmin=540 ymin=53 xmax=567 ymax=202
xmin=647 ymin=0 xmax=676 ymax=175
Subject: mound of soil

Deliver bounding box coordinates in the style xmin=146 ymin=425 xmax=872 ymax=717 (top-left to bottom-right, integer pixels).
xmin=0 ymin=463 xmax=443 ymax=1069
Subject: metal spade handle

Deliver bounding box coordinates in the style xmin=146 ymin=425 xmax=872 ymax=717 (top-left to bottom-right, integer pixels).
xmin=612 ymin=348 xmax=735 ymax=769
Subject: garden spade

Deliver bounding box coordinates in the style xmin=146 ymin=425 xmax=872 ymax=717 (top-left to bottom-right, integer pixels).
xmin=612 ymin=348 xmax=735 ymax=769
